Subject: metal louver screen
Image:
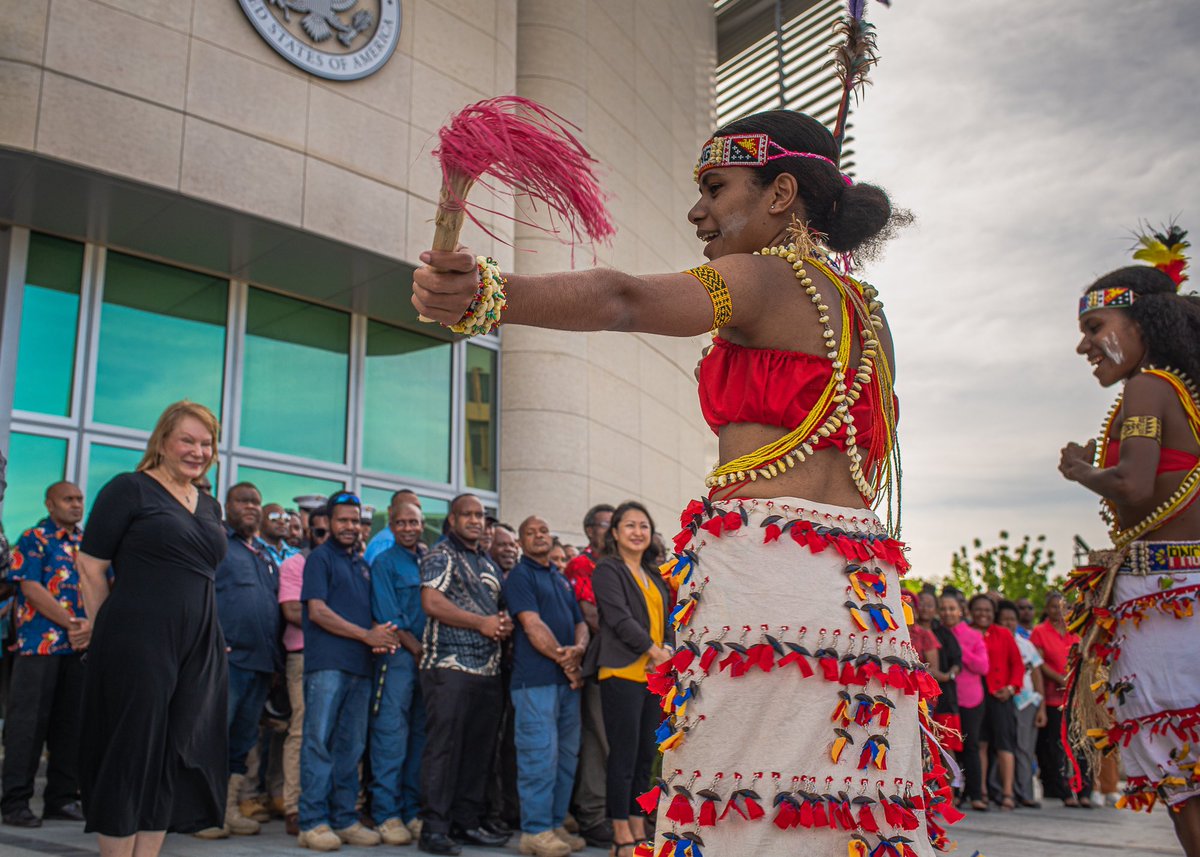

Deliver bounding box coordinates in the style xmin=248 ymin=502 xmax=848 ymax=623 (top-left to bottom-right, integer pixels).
xmin=714 ymin=0 xmax=857 ymax=173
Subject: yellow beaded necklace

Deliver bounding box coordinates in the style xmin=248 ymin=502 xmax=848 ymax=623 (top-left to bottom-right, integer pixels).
xmin=704 ymin=243 xmax=899 ymax=513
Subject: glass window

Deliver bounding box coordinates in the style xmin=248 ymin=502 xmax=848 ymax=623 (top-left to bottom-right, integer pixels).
xmin=93 ymin=252 xmax=227 ymax=431
xmin=2 ymin=433 xmax=68 ymax=533
xmin=241 ymin=289 xmax=349 ymax=463
xmin=13 ymin=234 xmax=84 ymax=417
xmin=362 ymin=323 xmax=452 ymax=482
xmin=464 ymin=345 xmax=497 ymax=491
xmin=86 ymin=442 xmax=143 ymax=499
xmin=235 ymin=464 xmax=344 ymax=511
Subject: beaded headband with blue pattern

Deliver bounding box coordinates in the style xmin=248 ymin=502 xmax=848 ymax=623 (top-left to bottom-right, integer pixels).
xmin=694 ymin=133 xmax=853 ymax=185
xmin=1079 ymin=287 xmax=1135 ymax=317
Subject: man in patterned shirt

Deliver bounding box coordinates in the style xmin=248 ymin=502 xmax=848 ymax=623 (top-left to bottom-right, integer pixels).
xmin=1 ymin=482 xmax=89 ymax=827
xmin=417 ymin=494 xmax=513 ymax=855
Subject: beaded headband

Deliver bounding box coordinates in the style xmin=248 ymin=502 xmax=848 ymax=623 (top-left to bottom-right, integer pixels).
xmin=694 ymin=133 xmax=853 ymax=185
xmin=1079 ymin=287 xmax=1135 ymax=317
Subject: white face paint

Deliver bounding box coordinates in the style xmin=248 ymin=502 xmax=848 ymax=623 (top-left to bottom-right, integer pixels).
xmin=1098 ymin=330 xmax=1125 ymax=367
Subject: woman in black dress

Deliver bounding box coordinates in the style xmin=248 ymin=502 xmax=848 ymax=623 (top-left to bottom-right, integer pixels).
xmin=76 ymin=401 xmax=228 ymax=856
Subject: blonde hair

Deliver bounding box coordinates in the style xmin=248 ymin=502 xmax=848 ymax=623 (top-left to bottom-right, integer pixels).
xmin=136 ymin=400 xmax=221 ymax=474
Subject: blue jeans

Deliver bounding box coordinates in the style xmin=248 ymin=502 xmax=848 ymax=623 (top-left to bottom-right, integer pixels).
xmin=512 ymin=683 xmax=581 ymax=834
xmin=228 ymin=664 xmax=273 ymax=775
xmin=299 ymin=669 xmax=370 ymax=831
xmin=368 ymin=650 xmax=426 ymax=823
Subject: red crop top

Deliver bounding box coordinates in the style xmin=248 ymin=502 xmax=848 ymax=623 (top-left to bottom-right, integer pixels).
xmin=1102 ymin=441 xmax=1199 ymax=474
xmin=697 ymin=336 xmax=895 ymax=455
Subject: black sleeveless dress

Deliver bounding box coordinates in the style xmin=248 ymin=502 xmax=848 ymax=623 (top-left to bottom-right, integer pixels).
xmin=79 ymin=471 xmax=228 ymax=836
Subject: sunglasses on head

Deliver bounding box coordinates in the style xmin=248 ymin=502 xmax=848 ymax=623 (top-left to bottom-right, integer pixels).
xmin=329 ymin=491 xmax=362 ymax=507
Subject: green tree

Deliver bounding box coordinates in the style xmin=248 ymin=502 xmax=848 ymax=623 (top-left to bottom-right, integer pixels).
xmin=947 ymin=531 xmax=1063 ymax=609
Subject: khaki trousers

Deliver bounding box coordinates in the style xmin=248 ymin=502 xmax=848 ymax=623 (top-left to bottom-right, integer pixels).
xmin=283 ymin=652 xmax=305 ymax=814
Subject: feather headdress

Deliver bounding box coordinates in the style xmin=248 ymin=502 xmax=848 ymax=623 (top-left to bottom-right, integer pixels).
xmin=829 ymin=1 xmax=891 ymax=151
xmin=1132 ymin=220 xmax=1190 ymax=287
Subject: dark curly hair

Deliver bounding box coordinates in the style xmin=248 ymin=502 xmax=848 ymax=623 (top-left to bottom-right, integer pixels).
xmin=714 ymin=110 xmax=908 ymax=256
xmin=1085 ymin=265 xmax=1200 ymax=383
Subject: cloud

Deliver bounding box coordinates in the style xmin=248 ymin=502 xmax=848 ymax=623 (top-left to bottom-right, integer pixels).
xmin=849 ymin=0 xmax=1200 ymax=577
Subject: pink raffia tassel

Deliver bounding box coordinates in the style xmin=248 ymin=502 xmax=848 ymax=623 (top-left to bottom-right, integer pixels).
xmin=429 ymin=96 xmax=616 ymax=255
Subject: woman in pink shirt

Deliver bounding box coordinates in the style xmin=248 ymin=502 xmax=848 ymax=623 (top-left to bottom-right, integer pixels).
xmin=940 ymin=593 xmax=990 ymax=810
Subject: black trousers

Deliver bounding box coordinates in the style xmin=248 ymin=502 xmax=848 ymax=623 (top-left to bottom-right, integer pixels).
xmin=1 ymin=653 xmax=84 ymax=814
xmin=600 ymin=677 xmax=659 ymax=820
xmin=1038 ymin=705 xmax=1092 ymax=799
xmin=956 ymin=702 xmax=985 ymax=801
xmin=419 ymin=668 xmax=502 ymax=835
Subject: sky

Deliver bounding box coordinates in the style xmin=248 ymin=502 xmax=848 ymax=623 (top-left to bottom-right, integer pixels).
xmin=846 ymin=0 xmax=1200 ymax=580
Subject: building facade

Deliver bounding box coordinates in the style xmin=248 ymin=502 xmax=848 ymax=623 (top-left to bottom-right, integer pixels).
xmin=0 ymin=0 xmax=717 ymax=542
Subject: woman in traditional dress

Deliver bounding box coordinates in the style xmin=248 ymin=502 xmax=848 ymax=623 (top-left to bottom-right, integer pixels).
xmin=414 ymin=108 xmax=957 ymax=857
xmin=1058 ymin=225 xmax=1200 ymax=855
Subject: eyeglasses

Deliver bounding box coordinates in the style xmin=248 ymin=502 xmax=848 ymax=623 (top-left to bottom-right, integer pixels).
xmin=267 ymin=511 xmax=289 ymax=522
xmin=311 ymin=528 xmax=329 ymax=539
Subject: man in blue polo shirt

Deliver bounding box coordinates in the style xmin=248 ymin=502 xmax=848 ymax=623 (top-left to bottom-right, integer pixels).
xmin=199 ymin=481 xmax=280 ymax=839
xmin=299 ymin=492 xmax=400 ymax=852
xmin=503 ymin=516 xmax=589 ymax=857
xmin=369 ymin=501 xmax=427 ymax=846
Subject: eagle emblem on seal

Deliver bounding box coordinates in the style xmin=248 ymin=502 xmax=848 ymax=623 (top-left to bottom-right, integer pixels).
xmin=267 ymin=0 xmax=374 ymax=47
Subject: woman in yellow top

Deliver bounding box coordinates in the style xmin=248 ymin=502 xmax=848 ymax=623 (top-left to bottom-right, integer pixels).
xmin=587 ymin=502 xmax=672 ymax=856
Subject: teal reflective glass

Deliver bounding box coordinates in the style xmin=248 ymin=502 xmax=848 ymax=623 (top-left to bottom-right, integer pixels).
xmin=3 ymin=433 xmax=68 ymax=533
xmin=86 ymin=443 xmax=143 ymax=500
xmin=362 ymin=322 xmax=451 ymax=482
xmin=242 ymin=290 xmax=348 ymax=463
xmin=13 ymin=234 xmax=84 ymax=416
xmin=235 ymin=465 xmax=343 ymax=510
xmin=464 ymin=345 xmax=497 ymax=490
xmin=94 ymin=253 xmax=227 ymax=431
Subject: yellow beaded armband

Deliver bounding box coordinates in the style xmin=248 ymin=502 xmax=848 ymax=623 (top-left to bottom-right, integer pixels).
xmin=685 ymin=265 xmax=732 ymax=330
xmin=1119 ymin=415 xmax=1162 ymax=443
xmin=449 ymin=256 xmax=507 ymax=336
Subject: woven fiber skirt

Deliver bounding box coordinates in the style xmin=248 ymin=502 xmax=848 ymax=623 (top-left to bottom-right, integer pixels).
xmin=641 ymin=496 xmax=958 ymax=857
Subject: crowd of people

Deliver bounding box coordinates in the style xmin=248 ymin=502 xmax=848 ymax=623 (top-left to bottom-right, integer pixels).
xmin=0 ymin=445 xmax=1132 ymax=857
xmin=0 ymin=401 xmax=686 ymax=857
xmin=909 ymin=587 xmax=1119 ymax=813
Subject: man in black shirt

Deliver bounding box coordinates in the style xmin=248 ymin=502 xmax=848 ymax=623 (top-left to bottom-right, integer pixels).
xmin=417 ymin=495 xmax=512 ymax=855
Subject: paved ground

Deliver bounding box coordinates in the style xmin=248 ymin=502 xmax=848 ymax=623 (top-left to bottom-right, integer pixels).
xmin=0 ymin=800 xmax=1182 ymax=857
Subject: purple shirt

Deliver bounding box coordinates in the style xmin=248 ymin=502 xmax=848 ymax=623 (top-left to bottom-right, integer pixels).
xmin=950 ymin=621 xmax=989 ymax=709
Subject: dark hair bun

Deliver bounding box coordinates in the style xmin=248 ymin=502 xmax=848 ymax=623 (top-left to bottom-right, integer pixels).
xmin=827 ymin=182 xmax=892 ymax=254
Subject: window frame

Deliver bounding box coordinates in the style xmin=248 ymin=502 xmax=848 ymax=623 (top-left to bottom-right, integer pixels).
xmin=0 ymin=226 xmax=500 ymax=521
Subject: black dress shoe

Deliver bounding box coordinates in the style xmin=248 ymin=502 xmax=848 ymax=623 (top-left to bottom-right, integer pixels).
xmin=43 ymin=801 xmax=85 ymax=822
xmin=581 ymin=819 xmax=614 ymax=846
xmin=418 ymin=832 xmax=462 ymax=855
xmin=2 ymin=806 xmax=42 ymax=828
xmin=455 ymin=826 xmax=510 ymax=847
xmin=480 ymin=818 xmax=512 ymax=837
